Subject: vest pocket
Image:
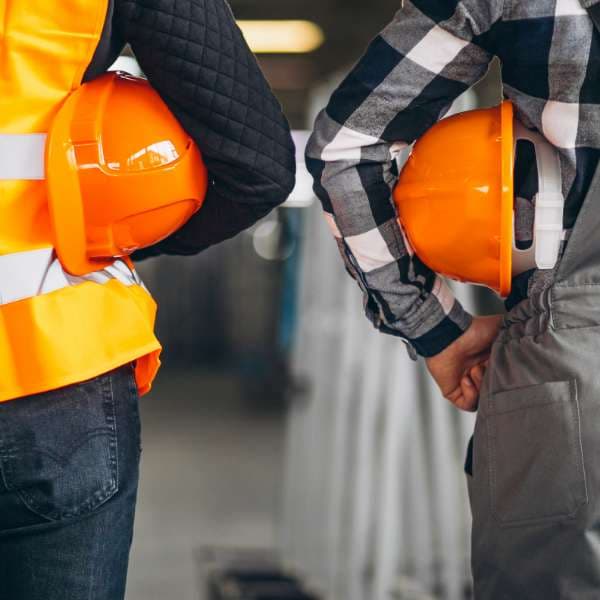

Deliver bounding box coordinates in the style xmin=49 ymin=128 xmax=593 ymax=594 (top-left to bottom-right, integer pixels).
xmin=487 ymin=380 xmax=587 ymax=526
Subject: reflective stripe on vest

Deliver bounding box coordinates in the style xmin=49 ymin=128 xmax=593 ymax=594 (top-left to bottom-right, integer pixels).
xmin=0 ymin=134 xmax=46 ymax=180
xmin=0 ymin=248 xmax=142 ymax=306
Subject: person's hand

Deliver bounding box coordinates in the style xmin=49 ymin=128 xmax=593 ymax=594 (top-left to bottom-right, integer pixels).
xmin=425 ymin=315 xmax=503 ymax=412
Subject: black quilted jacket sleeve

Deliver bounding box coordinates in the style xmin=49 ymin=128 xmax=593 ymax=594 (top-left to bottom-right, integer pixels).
xmin=113 ymin=0 xmax=296 ymax=256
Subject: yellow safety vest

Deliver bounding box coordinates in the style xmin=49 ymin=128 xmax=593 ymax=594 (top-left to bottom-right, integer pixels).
xmin=0 ymin=0 xmax=162 ymax=402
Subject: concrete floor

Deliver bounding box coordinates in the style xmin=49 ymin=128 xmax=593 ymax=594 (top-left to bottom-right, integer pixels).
xmin=125 ymin=368 xmax=286 ymax=600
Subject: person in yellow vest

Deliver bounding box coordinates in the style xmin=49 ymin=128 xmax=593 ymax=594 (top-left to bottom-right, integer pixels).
xmin=0 ymin=1 xmax=295 ymax=598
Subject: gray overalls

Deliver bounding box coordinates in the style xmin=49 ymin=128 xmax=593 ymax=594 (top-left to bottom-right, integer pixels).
xmin=469 ymin=165 xmax=600 ymax=598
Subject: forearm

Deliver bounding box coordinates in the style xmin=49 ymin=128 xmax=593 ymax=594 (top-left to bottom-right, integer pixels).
xmin=307 ymin=0 xmax=501 ymax=356
xmin=306 ymin=99 xmax=473 ymax=357
xmin=133 ymin=186 xmax=271 ymax=259
xmin=115 ymin=0 xmax=296 ymax=253
xmin=312 ymin=171 xmax=474 ymax=356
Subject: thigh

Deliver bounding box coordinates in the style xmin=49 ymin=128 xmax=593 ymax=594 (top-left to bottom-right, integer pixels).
xmin=0 ymin=365 xmax=142 ymax=600
xmin=468 ymin=334 xmax=600 ymax=599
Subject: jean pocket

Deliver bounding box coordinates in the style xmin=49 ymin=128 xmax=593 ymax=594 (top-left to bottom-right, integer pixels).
xmin=487 ymin=380 xmax=587 ymax=526
xmin=0 ymin=373 xmax=119 ymax=522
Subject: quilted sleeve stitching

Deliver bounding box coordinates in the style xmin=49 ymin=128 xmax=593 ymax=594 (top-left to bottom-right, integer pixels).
xmin=115 ymin=0 xmax=295 ymax=204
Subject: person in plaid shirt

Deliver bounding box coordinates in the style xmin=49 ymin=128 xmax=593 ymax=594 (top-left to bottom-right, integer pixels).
xmin=307 ymin=1 xmax=600 ymax=596
xmin=307 ymin=0 xmax=600 ymax=408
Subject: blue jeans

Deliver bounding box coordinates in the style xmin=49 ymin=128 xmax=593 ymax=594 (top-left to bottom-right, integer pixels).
xmin=0 ymin=365 xmax=141 ymax=600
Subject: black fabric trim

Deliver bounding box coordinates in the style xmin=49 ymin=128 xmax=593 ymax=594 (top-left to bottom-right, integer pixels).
xmin=83 ymin=0 xmax=126 ymax=82
xmin=408 ymin=316 xmax=465 ymax=358
xmin=587 ymin=4 xmax=600 ymax=33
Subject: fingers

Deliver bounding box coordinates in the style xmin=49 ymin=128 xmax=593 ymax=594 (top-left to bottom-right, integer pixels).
xmin=470 ymin=364 xmax=485 ymax=391
xmin=453 ymin=362 xmax=489 ymax=411
xmin=445 ymin=380 xmax=479 ymax=413
xmin=459 ymin=375 xmax=479 ymax=412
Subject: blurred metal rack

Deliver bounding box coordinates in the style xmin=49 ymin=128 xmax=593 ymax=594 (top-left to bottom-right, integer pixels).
xmin=279 ymin=86 xmax=503 ymax=599
xmin=280 ymin=198 xmax=478 ymax=600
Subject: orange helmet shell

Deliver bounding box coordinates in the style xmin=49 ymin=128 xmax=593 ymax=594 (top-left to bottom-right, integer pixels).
xmin=47 ymin=72 xmax=208 ymax=276
xmin=394 ymin=101 xmax=514 ymax=296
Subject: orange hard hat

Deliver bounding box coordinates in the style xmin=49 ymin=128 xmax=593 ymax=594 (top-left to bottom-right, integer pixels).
xmin=393 ymin=101 xmax=564 ymax=297
xmin=46 ymin=72 xmax=208 ymax=276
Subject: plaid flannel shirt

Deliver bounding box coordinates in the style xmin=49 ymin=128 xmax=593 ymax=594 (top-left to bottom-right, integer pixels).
xmin=306 ymin=0 xmax=600 ymax=357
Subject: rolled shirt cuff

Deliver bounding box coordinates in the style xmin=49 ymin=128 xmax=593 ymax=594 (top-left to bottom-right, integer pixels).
xmin=369 ymin=295 xmax=473 ymax=358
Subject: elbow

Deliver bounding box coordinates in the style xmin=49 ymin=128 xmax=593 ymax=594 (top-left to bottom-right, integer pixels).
xmin=258 ymin=168 xmax=295 ymax=211
xmin=257 ymin=136 xmax=297 ymax=209
xmin=304 ymin=112 xmax=339 ymax=206
xmin=273 ymin=158 xmax=297 ymax=207
xmin=214 ymin=136 xmax=296 ymax=215
xmin=305 ymin=110 xmax=334 ymax=178
xmin=239 ymin=164 xmax=296 ymax=220
xmin=278 ymin=132 xmax=298 ymax=202
xmin=306 ymin=113 xmax=324 ymax=162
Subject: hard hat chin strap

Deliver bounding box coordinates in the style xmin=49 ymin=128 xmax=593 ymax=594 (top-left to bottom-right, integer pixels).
xmin=512 ymin=121 xmax=565 ymax=276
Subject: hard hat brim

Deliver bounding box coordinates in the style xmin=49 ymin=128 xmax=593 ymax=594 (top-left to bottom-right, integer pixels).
xmin=498 ymin=100 xmax=515 ymax=297
xmin=46 ymin=82 xmax=114 ymax=276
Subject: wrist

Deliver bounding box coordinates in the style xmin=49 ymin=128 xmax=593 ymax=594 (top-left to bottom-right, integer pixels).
xmin=414 ymin=311 xmax=473 ymax=359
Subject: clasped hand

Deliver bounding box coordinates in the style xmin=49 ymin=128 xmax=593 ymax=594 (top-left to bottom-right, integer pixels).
xmin=425 ymin=315 xmax=503 ymax=412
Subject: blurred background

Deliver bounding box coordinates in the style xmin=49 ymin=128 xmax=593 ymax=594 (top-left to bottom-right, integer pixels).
xmin=120 ymin=2 xmax=504 ymax=599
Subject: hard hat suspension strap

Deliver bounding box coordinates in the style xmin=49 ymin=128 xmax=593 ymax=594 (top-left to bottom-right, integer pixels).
xmin=512 ymin=121 xmax=565 ymax=275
